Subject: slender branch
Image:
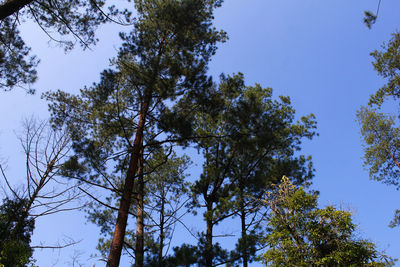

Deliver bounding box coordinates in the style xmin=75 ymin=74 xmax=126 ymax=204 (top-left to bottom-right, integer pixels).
xmin=78 ymin=186 xmax=119 ymax=212
xmin=0 ymin=164 xmax=21 ymax=200
xmin=35 ymin=1 xmax=91 ymax=49
xmin=27 ymin=4 xmax=65 ymax=46
xmin=31 ymin=238 xmax=81 ymax=249
xmin=89 ymin=0 xmax=134 ymax=26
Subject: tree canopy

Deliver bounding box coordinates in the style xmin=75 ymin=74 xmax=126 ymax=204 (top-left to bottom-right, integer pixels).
xmin=1 ymin=0 xmax=399 ymax=266
xmin=0 ymin=0 xmax=132 ymax=92
xmin=261 ymin=177 xmax=396 ymax=266
xmin=190 ymin=73 xmax=316 ymax=266
xmin=357 ymin=32 xmax=400 ymax=227
xmin=45 ymin=0 xmax=226 ymax=265
xmin=0 ymin=198 xmax=34 ymax=266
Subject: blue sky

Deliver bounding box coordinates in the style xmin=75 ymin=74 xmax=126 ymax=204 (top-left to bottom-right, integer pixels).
xmin=1 ymin=0 xmax=400 ymax=266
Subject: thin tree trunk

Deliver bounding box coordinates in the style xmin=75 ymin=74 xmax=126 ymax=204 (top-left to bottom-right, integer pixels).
xmin=0 ymin=0 xmax=35 ymax=21
xmin=24 ymin=158 xmax=56 ymax=213
xmin=107 ymin=92 xmax=151 ymax=267
xmin=158 ymin=187 xmax=165 ymax=263
xmin=205 ymin=203 xmax=213 ymax=267
xmin=11 ymin=158 xmax=56 ymax=238
xmin=239 ymin=183 xmax=248 ymax=267
xmin=135 ymin=152 xmax=144 ymax=267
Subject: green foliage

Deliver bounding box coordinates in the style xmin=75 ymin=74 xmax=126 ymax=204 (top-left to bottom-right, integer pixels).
xmin=191 ymin=73 xmax=316 ymax=265
xmin=358 ymin=32 xmax=400 ymax=227
xmin=165 ymin=236 xmax=230 ymax=267
xmin=364 ymin=11 xmax=377 ymax=29
xmin=260 ymin=177 xmax=396 ymax=266
xmin=163 ymin=244 xmax=199 ymax=266
xmin=0 ymin=0 xmax=131 ymax=92
xmin=369 ymin=32 xmax=400 ymax=107
xmin=87 ymin=149 xmax=192 ymax=262
xmin=138 ymin=150 xmax=191 ymax=263
xmin=44 ymin=0 xmax=227 ymax=168
xmin=45 ymin=1 xmax=226 ymax=263
xmin=0 ymin=198 xmax=35 ymax=266
xmin=229 ymin=231 xmax=260 ymax=265
xmin=363 ymin=0 xmax=382 ymax=29
xmin=0 ymin=17 xmax=38 ymax=93
xmin=389 ymin=209 xmax=400 ymax=228
xmin=357 ymin=107 xmax=400 ymax=188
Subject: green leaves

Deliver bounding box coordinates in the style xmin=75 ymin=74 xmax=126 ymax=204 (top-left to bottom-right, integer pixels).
xmin=190 ymin=74 xmax=316 ymax=265
xmin=261 ymin=177 xmax=396 ymax=266
xmin=369 ymin=33 xmax=400 ymax=107
xmin=357 ymin=107 xmax=400 ymax=188
xmin=0 ymin=198 xmax=35 ymax=266
xmin=0 ymin=0 xmax=132 ymax=92
xmin=358 ymin=31 xmax=400 ymax=227
xmin=364 ymin=11 xmax=377 ymax=29
xmin=45 ymin=1 xmax=227 ymax=264
xmin=0 ymin=17 xmax=38 ymax=92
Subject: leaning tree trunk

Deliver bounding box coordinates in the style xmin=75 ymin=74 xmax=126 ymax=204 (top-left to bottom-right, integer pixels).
xmin=107 ymin=91 xmax=152 ymax=267
xmin=107 ymin=36 xmax=165 ymax=267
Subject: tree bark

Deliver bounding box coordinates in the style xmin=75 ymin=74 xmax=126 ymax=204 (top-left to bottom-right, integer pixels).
xmin=240 ymin=210 xmax=248 ymax=267
xmin=158 ymin=187 xmax=165 ymax=263
xmin=107 ymin=92 xmax=151 ymax=267
xmin=107 ymin=34 xmax=164 ymax=267
xmin=205 ymin=203 xmax=213 ymax=267
xmin=0 ymin=0 xmax=35 ymax=21
xmin=135 ymin=152 xmax=144 ymax=267
xmin=239 ymin=184 xmax=248 ymax=267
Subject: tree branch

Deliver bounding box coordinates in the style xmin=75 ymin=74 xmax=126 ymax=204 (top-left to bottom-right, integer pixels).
xmin=0 ymin=0 xmax=35 ymax=21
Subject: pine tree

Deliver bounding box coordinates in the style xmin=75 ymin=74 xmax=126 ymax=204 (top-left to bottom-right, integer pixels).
xmin=45 ymin=1 xmax=226 ymax=265
xmin=191 ymin=74 xmax=316 ymax=266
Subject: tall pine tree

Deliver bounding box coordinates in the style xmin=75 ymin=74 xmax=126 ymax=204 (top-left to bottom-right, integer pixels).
xmin=191 ymin=74 xmax=316 ymax=266
xmin=45 ymin=1 xmax=226 ymax=265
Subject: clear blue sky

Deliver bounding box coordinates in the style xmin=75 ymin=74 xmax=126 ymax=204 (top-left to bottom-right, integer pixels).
xmin=1 ymin=0 xmax=399 ymax=266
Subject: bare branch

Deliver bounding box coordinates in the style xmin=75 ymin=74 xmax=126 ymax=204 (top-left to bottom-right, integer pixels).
xmin=0 ymin=163 xmax=21 ymax=200
xmin=31 ymin=237 xmax=81 ymax=250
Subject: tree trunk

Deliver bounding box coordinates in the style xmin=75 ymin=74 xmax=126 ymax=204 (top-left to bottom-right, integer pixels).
xmin=239 ymin=184 xmax=248 ymax=267
xmin=107 ymin=34 xmax=165 ymax=266
xmin=158 ymin=187 xmax=165 ymax=263
xmin=240 ymin=206 xmax=248 ymax=267
xmin=135 ymin=152 xmax=144 ymax=267
xmin=24 ymin=158 xmax=56 ymax=213
xmin=0 ymin=0 xmax=35 ymax=21
xmin=205 ymin=203 xmax=213 ymax=267
xmin=107 ymin=92 xmax=151 ymax=267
